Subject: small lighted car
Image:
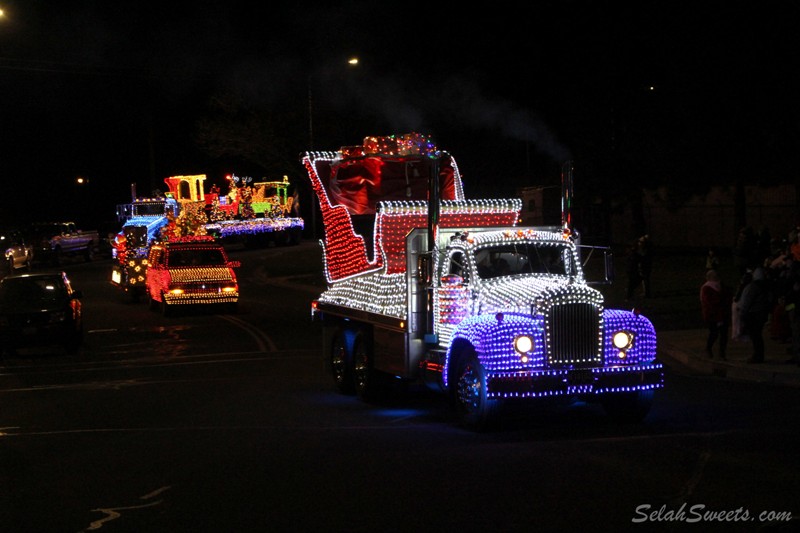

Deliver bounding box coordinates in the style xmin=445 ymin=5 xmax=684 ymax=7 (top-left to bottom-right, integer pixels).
xmin=144 ymin=237 xmax=240 ymax=316
xmin=0 ymin=271 xmax=83 ymax=355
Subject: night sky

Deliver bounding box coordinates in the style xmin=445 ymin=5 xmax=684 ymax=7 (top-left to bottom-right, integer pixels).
xmin=1 ymin=1 xmax=797 ymax=229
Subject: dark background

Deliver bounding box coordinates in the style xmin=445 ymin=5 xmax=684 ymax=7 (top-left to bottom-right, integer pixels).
xmin=1 ymin=1 xmax=797 ymax=231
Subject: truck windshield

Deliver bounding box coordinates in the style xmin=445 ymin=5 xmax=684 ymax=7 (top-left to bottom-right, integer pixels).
xmin=168 ymin=249 xmax=226 ymax=267
xmin=133 ymin=202 xmax=166 ymax=216
xmin=475 ymin=243 xmax=572 ymax=279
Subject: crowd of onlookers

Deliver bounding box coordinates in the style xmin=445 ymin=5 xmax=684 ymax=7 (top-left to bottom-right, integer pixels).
xmin=701 ymin=224 xmax=800 ymax=365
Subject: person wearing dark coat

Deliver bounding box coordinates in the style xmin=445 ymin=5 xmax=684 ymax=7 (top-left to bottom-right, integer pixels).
xmin=625 ymin=241 xmax=641 ymax=301
xmin=700 ymin=270 xmax=732 ymax=359
xmin=738 ymin=267 xmax=772 ymax=363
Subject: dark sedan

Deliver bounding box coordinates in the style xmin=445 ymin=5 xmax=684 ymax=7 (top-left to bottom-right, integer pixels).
xmin=0 ymin=271 xmax=83 ymax=356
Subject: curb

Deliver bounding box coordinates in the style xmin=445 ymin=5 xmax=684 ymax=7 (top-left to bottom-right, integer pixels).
xmin=659 ymin=340 xmax=800 ymax=388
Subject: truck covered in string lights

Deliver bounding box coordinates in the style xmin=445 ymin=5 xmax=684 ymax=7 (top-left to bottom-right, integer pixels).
xmin=305 ymin=133 xmax=663 ymax=430
xmin=111 ymin=174 xmax=303 ymax=297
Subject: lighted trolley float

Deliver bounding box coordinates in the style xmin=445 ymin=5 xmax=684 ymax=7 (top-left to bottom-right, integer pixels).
xmin=111 ymin=173 xmax=303 ymax=299
xmin=305 ymin=133 xmax=664 ymax=431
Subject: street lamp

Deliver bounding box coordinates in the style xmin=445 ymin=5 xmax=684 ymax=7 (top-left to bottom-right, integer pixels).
xmin=308 ymin=57 xmax=360 ymax=149
xmin=306 ymin=57 xmax=360 ymax=237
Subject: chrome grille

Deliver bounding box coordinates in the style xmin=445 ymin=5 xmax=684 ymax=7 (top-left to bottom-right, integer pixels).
xmin=547 ymin=302 xmax=601 ymax=365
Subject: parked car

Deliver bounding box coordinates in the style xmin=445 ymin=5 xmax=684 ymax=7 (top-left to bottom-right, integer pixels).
xmin=0 ymin=271 xmax=83 ymax=355
xmin=1 ymin=228 xmax=34 ymax=274
xmin=26 ymin=222 xmax=99 ymax=265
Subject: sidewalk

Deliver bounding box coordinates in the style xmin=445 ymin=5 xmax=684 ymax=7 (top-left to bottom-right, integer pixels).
xmin=658 ymin=328 xmax=800 ymax=388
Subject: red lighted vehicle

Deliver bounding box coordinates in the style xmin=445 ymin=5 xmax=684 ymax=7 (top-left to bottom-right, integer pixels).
xmin=144 ymin=236 xmax=240 ymax=316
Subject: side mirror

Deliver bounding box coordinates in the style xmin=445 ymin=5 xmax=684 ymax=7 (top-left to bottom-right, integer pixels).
xmin=227 ymin=260 xmax=241 ymax=268
xmin=578 ymin=245 xmax=614 ymax=285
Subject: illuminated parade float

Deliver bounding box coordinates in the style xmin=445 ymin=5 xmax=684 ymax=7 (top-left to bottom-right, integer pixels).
xmin=110 ymin=174 xmax=302 ymax=298
xmin=305 ymin=133 xmax=663 ymax=430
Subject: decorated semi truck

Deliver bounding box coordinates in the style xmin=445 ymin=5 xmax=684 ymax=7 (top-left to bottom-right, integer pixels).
xmin=111 ymin=174 xmax=303 ymax=297
xmin=305 ymin=133 xmax=663 ymax=430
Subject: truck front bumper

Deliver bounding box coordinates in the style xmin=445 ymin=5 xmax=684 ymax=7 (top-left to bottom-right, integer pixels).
xmin=486 ymin=363 xmax=664 ymax=399
xmin=164 ymin=292 xmax=239 ymax=305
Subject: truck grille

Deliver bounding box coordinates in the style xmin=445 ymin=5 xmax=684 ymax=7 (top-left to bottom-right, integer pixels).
xmin=547 ymin=303 xmax=601 ymax=365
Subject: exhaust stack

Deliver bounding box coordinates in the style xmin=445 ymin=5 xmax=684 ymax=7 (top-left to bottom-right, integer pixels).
xmin=561 ymin=160 xmax=574 ymax=230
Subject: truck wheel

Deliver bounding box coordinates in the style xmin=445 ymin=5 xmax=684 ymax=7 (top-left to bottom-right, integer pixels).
xmin=601 ymin=390 xmax=655 ymax=423
xmin=453 ymin=350 xmax=501 ymax=431
xmin=330 ymin=332 xmax=355 ymax=395
xmin=84 ymin=246 xmax=94 ymax=262
xmin=353 ymin=334 xmax=382 ymax=402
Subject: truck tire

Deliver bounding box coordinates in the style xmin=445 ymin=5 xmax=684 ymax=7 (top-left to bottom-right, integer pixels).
xmin=84 ymin=245 xmax=94 ymax=262
xmin=452 ymin=349 xmax=502 ymax=431
xmin=353 ymin=334 xmax=383 ymax=402
xmin=601 ymin=390 xmax=654 ymax=423
xmin=330 ymin=331 xmax=355 ymax=395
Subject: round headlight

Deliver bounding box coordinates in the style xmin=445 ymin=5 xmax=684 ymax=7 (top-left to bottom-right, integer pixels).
xmin=514 ymin=335 xmax=534 ymax=354
xmin=612 ymin=331 xmax=634 ymax=350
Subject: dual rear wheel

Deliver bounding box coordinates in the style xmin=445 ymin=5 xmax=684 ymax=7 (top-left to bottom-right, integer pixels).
xmin=329 ymin=329 xmax=382 ymax=401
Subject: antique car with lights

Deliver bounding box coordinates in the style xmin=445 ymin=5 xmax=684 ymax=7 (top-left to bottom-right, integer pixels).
xmin=0 ymin=271 xmax=83 ymax=355
xmin=304 ymin=133 xmax=664 ymax=430
xmin=144 ymin=236 xmax=240 ymax=316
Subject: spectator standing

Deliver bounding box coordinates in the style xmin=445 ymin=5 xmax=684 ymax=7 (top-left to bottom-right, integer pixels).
xmin=756 ymin=225 xmax=772 ymax=267
xmin=705 ymin=248 xmax=720 ymax=272
xmin=732 ymin=269 xmax=753 ymax=341
xmin=790 ymin=230 xmax=800 ymax=262
xmin=738 ymin=267 xmax=772 ymax=363
xmin=638 ymin=234 xmax=653 ymax=298
xmin=734 ymin=226 xmax=757 ymax=274
xmin=784 ymin=277 xmax=800 ymax=365
xmin=625 ymin=241 xmax=641 ymax=301
xmin=700 ymin=270 xmax=732 ymax=359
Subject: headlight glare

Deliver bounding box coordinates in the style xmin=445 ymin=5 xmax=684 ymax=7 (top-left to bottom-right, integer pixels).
xmin=612 ymin=331 xmax=634 ymax=350
xmin=514 ymin=334 xmax=534 ymax=355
